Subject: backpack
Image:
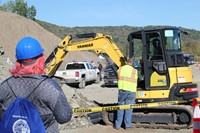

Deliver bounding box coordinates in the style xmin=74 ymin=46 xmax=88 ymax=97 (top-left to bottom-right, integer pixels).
xmin=0 ymin=77 xmax=47 ymax=133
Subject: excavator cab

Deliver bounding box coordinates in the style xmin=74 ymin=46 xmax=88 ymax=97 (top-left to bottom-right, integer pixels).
xmin=128 ymin=28 xmax=171 ymax=90
xmin=127 ymin=27 xmax=198 ymax=102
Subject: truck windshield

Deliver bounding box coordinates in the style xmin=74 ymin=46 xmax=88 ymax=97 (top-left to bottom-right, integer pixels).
xmin=66 ymin=64 xmax=85 ymax=69
xmin=164 ymin=29 xmax=181 ymax=51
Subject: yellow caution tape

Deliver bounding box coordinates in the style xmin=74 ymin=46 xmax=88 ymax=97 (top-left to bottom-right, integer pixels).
xmin=73 ymin=98 xmax=200 ymax=114
xmin=197 ymin=97 xmax=200 ymax=101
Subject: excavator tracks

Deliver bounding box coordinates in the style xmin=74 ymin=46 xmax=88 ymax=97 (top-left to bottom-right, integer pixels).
xmin=102 ymin=105 xmax=193 ymax=130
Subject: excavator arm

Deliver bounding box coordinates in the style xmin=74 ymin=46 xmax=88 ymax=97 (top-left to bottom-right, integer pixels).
xmin=45 ymin=33 xmax=126 ymax=77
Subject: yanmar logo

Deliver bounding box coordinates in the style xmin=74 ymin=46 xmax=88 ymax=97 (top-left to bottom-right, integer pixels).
xmin=77 ymin=43 xmax=93 ymax=48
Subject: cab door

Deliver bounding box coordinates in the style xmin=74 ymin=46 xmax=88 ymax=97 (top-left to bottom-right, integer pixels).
xmin=142 ymin=31 xmax=170 ymax=90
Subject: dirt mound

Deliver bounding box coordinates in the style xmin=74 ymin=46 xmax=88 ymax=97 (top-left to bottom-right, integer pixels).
xmin=0 ymin=11 xmax=99 ymax=74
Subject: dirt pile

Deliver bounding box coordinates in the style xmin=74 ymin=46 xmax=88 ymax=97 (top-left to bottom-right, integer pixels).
xmin=59 ymin=84 xmax=97 ymax=130
xmin=0 ymin=11 xmax=100 ymax=81
xmin=0 ymin=10 xmax=102 ymax=130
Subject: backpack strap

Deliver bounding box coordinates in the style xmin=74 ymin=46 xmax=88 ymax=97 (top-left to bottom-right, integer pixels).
xmin=6 ymin=77 xmax=48 ymax=98
xmin=27 ymin=77 xmax=48 ymax=98
xmin=6 ymin=79 xmax=17 ymax=98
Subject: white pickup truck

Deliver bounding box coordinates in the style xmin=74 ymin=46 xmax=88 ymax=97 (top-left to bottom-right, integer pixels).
xmin=54 ymin=61 xmax=100 ymax=89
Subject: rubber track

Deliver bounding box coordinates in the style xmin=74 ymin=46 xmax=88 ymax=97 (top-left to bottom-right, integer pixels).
xmin=104 ymin=105 xmax=193 ymax=130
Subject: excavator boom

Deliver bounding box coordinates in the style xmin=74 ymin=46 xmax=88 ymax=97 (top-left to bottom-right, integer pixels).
xmin=45 ymin=33 xmax=125 ymax=77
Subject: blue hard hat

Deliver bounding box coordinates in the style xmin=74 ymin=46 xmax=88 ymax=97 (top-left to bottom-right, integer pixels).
xmin=15 ymin=36 xmax=44 ymax=60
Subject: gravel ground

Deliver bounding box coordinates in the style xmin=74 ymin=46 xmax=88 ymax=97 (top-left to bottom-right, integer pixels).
xmin=58 ymin=64 xmax=200 ymax=133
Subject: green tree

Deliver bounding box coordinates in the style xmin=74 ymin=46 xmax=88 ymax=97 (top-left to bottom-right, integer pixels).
xmin=2 ymin=0 xmax=36 ymax=20
xmin=27 ymin=5 xmax=36 ymax=20
xmin=13 ymin=0 xmax=28 ymax=17
xmin=182 ymin=40 xmax=200 ymax=58
xmin=2 ymin=1 xmax=14 ymax=12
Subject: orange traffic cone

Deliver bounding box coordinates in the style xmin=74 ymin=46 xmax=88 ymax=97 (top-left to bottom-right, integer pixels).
xmin=193 ymin=98 xmax=200 ymax=133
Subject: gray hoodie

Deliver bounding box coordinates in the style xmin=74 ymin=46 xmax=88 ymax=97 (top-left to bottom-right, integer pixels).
xmin=0 ymin=74 xmax=72 ymax=133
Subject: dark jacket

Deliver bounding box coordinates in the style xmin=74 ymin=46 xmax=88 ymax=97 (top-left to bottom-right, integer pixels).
xmin=0 ymin=74 xmax=72 ymax=133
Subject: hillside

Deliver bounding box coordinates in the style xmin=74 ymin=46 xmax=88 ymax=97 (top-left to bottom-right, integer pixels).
xmin=37 ymin=20 xmax=200 ymax=56
xmin=0 ymin=11 xmax=99 ymax=81
xmin=1 ymin=10 xmax=200 ymax=80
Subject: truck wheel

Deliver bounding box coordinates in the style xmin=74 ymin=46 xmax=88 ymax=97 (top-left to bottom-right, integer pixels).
xmin=95 ymin=75 xmax=100 ymax=84
xmin=79 ymin=78 xmax=86 ymax=89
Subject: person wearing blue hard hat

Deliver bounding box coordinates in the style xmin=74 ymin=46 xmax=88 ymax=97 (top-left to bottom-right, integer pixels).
xmin=0 ymin=36 xmax=72 ymax=132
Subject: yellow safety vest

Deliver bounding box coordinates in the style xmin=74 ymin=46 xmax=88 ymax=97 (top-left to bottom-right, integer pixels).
xmin=118 ymin=65 xmax=138 ymax=92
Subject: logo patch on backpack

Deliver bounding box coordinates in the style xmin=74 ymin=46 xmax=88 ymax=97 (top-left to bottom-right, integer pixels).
xmin=0 ymin=98 xmax=46 ymax=133
xmin=13 ymin=119 xmax=30 ymax=132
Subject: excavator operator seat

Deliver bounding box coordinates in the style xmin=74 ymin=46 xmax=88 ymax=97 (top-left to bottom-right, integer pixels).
xmin=152 ymin=38 xmax=160 ymax=51
xmin=151 ymin=38 xmax=163 ymax=60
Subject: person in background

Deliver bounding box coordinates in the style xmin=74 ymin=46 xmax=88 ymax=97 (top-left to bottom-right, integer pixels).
xmin=97 ymin=61 xmax=103 ymax=81
xmin=114 ymin=58 xmax=138 ymax=130
xmin=91 ymin=60 xmax=97 ymax=68
xmin=151 ymin=38 xmax=163 ymax=60
xmin=0 ymin=36 xmax=72 ymax=133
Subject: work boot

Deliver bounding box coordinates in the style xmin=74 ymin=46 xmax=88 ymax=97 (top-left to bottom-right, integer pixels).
xmin=113 ymin=126 xmax=120 ymax=130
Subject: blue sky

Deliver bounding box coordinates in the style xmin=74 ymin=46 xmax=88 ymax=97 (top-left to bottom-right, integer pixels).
xmin=2 ymin=0 xmax=200 ymax=31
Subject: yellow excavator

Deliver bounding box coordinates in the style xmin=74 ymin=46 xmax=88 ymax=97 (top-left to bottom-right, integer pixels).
xmin=45 ymin=27 xmax=198 ymax=129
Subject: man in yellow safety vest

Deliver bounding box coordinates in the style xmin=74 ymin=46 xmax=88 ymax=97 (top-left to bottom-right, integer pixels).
xmin=114 ymin=58 xmax=138 ymax=130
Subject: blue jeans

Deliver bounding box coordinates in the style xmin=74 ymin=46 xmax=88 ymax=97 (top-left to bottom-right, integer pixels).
xmin=115 ymin=90 xmax=136 ymax=128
